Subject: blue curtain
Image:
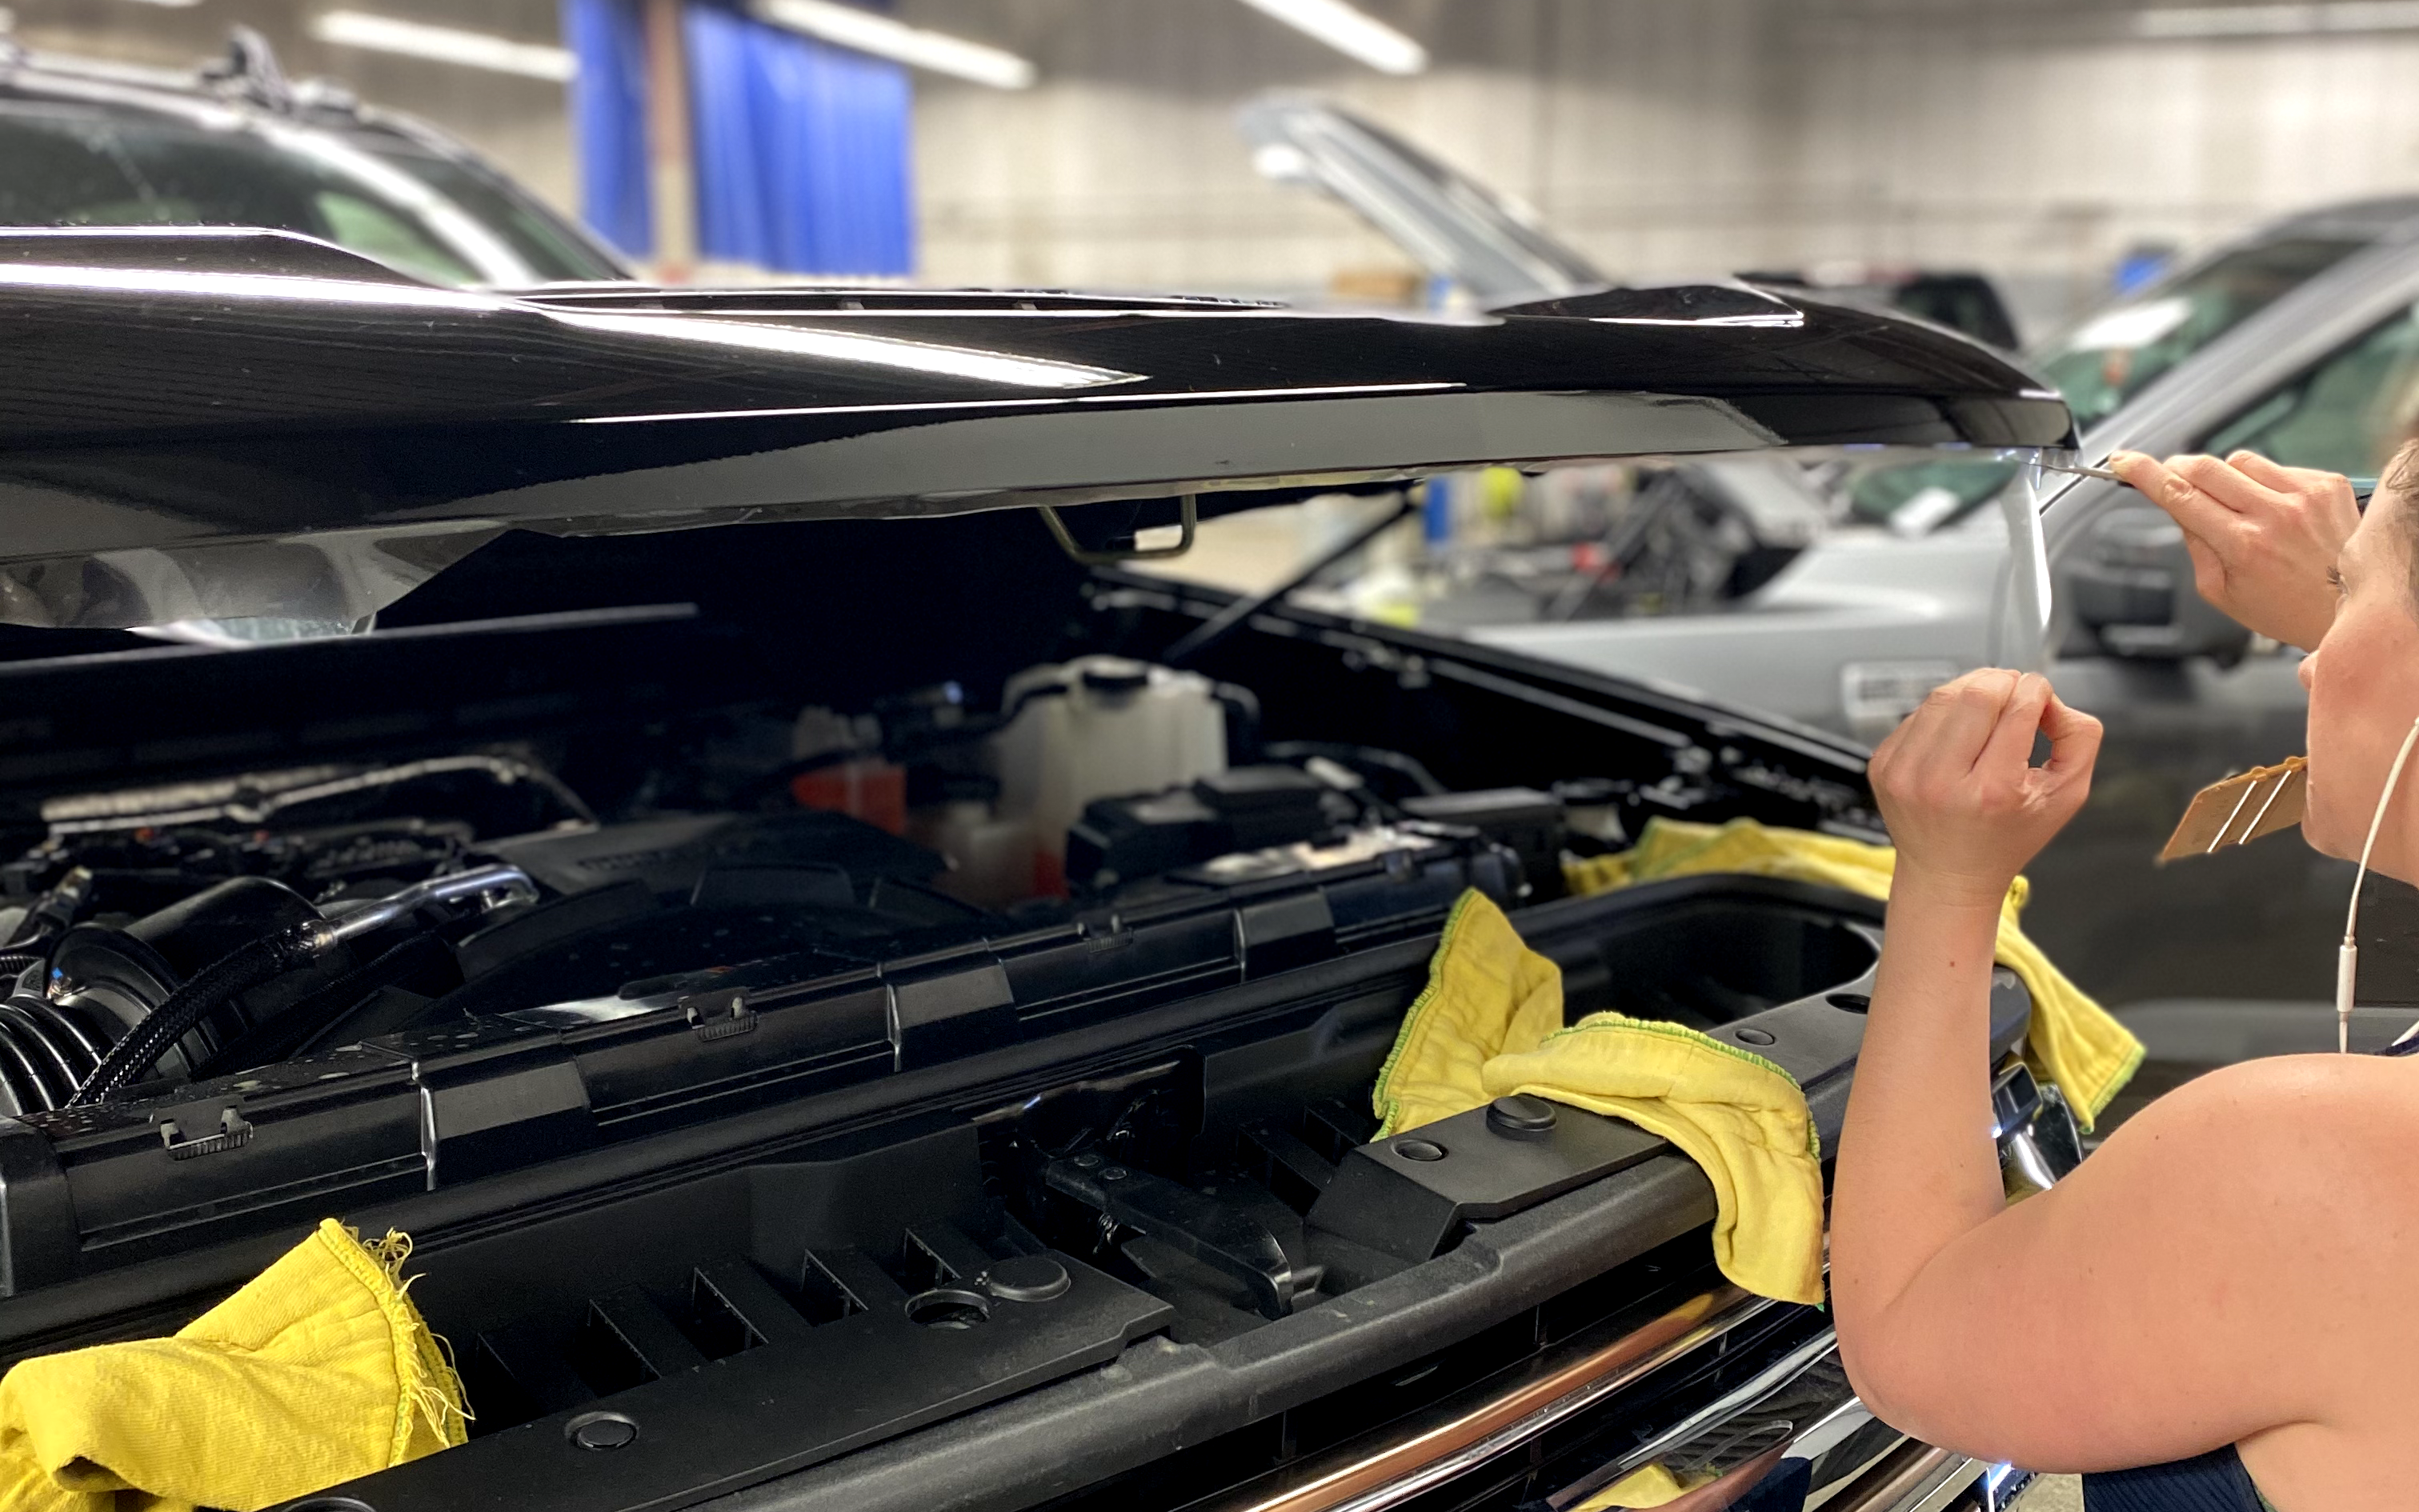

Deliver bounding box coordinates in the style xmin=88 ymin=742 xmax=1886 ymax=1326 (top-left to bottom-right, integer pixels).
xmin=683 ymin=3 xmax=916 ymax=278
xmin=562 ymin=0 xmax=654 ymax=258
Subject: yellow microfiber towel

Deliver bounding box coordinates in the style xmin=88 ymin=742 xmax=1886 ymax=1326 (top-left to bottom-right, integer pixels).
xmin=1564 ymin=817 xmax=2142 ymax=1132
xmin=1579 ymin=1462 xmax=1707 ymax=1509
xmin=0 ymin=1218 xmax=467 ymax=1512
xmin=1372 ymin=890 xmax=1826 ymax=1306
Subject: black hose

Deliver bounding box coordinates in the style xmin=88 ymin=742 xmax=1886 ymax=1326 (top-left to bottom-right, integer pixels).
xmin=68 ymin=932 xmax=314 ymax=1106
xmin=191 ymin=930 xmax=448 ymax=1077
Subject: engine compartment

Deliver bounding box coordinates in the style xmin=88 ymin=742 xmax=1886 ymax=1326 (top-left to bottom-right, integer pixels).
xmin=0 ymin=510 xmax=1930 ymax=1512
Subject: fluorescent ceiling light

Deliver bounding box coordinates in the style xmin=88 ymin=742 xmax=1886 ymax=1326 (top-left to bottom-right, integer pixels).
xmin=751 ymin=0 xmax=1035 ymax=89
xmin=542 ymin=310 xmax=1135 ymax=389
xmin=310 ymin=12 xmax=577 ymax=82
xmin=1235 ymin=0 xmax=1427 ymax=74
xmin=2138 ymin=2 xmax=2419 ymax=36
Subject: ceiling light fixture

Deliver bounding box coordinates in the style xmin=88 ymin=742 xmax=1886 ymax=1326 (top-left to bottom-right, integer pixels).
xmin=310 ymin=11 xmax=577 ymax=80
xmin=1234 ymin=0 xmax=1427 ymax=74
xmin=2137 ymin=1 xmax=2419 ymax=36
xmin=750 ymin=0 xmax=1035 ymax=89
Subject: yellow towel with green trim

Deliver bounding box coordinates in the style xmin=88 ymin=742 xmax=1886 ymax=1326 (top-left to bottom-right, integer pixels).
xmin=1564 ymin=817 xmax=2141 ymax=1132
xmin=0 ymin=1218 xmax=467 ymax=1512
xmin=1374 ymin=890 xmax=1825 ymax=1306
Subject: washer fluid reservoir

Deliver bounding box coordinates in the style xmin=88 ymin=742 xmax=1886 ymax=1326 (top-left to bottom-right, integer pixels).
xmin=995 ymin=658 xmax=1227 ymax=895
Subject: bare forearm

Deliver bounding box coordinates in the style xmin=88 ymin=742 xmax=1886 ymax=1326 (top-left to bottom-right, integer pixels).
xmin=1832 ymin=878 xmax=2006 ymax=1334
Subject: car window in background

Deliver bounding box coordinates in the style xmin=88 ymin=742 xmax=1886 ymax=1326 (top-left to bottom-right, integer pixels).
xmin=0 ymin=104 xmax=622 ymax=286
xmin=2033 ymin=236 xmax=2367 ymax=428
xmin=1138 ymin=454 xmax=2002 ymax=633
xmin=2201 ymin=300 xmax=2419 ymax=475
xmin=1842 ymin=457 xmax=2021 ymax=534
xmin=1890 ymin=274 xmax=2021 ymax=351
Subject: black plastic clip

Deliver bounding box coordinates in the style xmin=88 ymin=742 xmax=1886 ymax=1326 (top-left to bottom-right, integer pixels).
xmin=682 ymin=986 xmax=756 ymax=1042
xmin=155 ymin=1101 xmax=252 ymax=1161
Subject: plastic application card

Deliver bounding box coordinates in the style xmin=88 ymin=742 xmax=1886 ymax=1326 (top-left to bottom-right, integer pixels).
xmin=2158 ymin=756 xmax=2308 ymax=863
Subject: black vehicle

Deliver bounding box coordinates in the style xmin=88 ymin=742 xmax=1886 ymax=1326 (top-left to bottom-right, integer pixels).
xmin=0 ymin=230 xmax=2073 ymax=1512
xmin=0 ymin=30 xmax=627 ymax=287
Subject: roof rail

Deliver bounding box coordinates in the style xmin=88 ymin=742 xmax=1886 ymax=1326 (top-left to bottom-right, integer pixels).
xmin=200 ymin=25 xmax=293 ymax=112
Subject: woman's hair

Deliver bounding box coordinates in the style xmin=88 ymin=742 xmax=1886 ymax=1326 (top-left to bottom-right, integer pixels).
xmin=2386 ymin=440 xmax=2419 ymax=608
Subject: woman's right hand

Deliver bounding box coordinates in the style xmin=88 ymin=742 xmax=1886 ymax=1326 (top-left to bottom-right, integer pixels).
xmin=2106 ymin=450 xmax=2358 ymax=652
xmin=1867 ymin=670 xmax=2103 ymax=910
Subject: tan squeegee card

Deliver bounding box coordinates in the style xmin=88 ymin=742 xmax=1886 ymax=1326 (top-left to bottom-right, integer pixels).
xmin=2158 ymin=756 xmax=2308 ymax=863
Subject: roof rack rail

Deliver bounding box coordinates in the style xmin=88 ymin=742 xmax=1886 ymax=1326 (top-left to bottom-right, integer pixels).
xmin=199 ymin=25 xmax=293 ymax=112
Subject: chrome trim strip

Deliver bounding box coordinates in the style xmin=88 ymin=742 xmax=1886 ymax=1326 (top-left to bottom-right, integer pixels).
xmin=1211 ymin=1284 xmax=1776 ymax=1512
xmin=1823 ymin=1442 xmax=1989 ymax=1512
xmin=1543 ymin=1330 xmax=1842 ymax=1509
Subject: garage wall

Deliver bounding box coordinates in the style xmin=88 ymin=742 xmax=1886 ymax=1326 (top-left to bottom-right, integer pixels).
xmin=899 ymin=0 xmax=1796 ymax=298
xmin=899 ymin=0 xmax=2419 ymax=333
xmin=1784 ymin=4 xmax=2419 ymax=330
xmin=11 ymin=0 xmax=2419 ymax=331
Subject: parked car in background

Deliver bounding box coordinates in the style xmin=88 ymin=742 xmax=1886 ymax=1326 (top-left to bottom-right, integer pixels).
xmin=0 ymin=29 xmax=628 ymax=286
xmin=2022 ymin=197 xmax=2419 ymax=1120
xmin=2029 ymin=194 xmax=2419 ymax=434
xmin=0 ymin=226 xmax=2073 ymax=1512
xmin=1239 ymin=92 xmax=2024 ymax=348
xmin=1491 ymin=194 xmax=2419 ymax=1101
xmin=1180 ymin=164 xmax=2419 ymax=1049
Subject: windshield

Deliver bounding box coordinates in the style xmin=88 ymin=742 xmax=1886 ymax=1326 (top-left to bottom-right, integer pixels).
xmin=2032 ymin=235 xmax=2367 ymax=428
xmin=0 ymin=99 xmax=623 ymax=286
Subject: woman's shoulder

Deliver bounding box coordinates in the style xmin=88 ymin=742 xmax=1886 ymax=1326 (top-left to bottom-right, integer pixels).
xmin=2093 ymin=1052 xmax=2419 ymax=1262
xmin=2132 ymin=1050 xmax=2419 ymax=1137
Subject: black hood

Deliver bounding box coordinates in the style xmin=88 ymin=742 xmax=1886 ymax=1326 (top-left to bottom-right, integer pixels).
xmin=0 ymin=228 xmax=2072 ymax=630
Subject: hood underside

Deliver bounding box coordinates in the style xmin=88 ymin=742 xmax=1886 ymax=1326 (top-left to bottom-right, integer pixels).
xmin=0 ymin=228 xmax=2073 ymax=630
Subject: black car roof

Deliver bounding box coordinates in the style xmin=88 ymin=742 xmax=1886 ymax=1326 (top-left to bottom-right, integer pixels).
xmin=0 ymin=227 xmax=2072 ymax=631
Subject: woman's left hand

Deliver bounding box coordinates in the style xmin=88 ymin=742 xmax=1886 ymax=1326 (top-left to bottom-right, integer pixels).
xmin=1868 ymin=670 xmax=2103 ymax=909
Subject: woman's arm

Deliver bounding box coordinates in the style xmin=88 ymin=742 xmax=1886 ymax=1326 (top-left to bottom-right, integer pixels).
xmin=1830 ymin=671 xmax=2390 ymax=1471
xmin=1832 ymin=676 xmax=2057 ymax=1342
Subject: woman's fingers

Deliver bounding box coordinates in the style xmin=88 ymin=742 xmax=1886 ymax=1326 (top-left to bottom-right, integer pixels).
xmin=2105 ymin=448 xmax=2350 ymax=650
xmin=1869 ymin=670 xmax=2097 ymax=909
xmin=2172 ymin=453 xmax=2280 ymax=513
xmin=1916 ymin=670 xmax=2019 ymax=778
xmin=2227 ymin=450 xmax=2338 ymax=496
xmin=2038 ymin=690 xmax=2105 ymax=782
xmin=1977 ymin=673 xmax=2050 ymax=780
xmin=2108 ymin=451 xmax=2240 ymax=538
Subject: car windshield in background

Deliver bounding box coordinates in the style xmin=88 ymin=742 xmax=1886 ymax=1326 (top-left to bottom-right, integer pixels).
xmin=2033 ymin=234 xmax=2367 ymax=428
xmin=0 ymin=102 xmax=622 ymax=286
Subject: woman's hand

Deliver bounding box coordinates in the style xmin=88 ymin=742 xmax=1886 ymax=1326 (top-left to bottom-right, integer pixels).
xmin=1867 ymin=670 xmax=2103 ymax=910
xmin=2107 ymin=450 xmax=2358 ymax=652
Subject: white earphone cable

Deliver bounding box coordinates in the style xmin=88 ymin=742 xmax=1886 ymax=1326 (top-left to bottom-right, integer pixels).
xmin=2343 ymin=714 xmax=2419 ymax=1052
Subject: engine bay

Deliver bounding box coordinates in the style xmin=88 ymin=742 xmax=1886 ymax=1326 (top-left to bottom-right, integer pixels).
xmin=0 ymin=657 xmax=1579 ymax=1118
xmin=0 ymin=513 xmax=1930 ymax=1512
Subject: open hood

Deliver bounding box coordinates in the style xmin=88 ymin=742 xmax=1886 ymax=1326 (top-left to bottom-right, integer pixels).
xmin=0 ymin=226 xmax=2069 ymax=630
xmin=1238 ymin=93 xmax=1604 ymax=306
